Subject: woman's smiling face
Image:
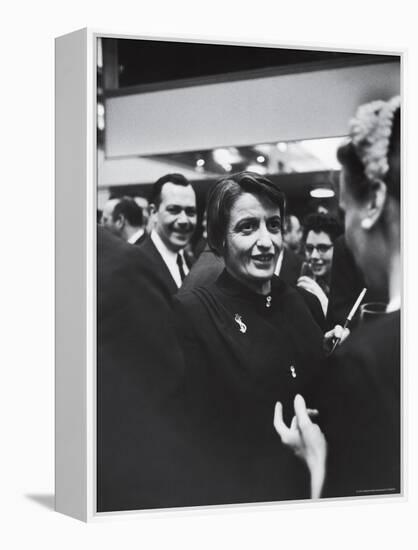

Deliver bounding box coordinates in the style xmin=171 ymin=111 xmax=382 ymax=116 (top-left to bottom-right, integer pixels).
xmin=224 ymin=192 xmax=283 ymax=294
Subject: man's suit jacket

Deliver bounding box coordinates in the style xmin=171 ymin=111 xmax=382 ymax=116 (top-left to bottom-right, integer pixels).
xmin=133 ymin=231 xmax=147 ymax=246
xmin=280 ymin=248 xmax=303 ymax=286
xmin=136 ymin=236 xmax=179 ymax=298
xmin=136 ymin=235 xmax=195 ymax=300
xmin=179 ymin=244 xmax=224 ymax=294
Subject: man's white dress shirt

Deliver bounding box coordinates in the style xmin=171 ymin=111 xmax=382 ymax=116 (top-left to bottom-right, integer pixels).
xmin=150 ymin=231 xmax=189 ymax=288
xmin=127 ymin=228 xmax=145 ymax=244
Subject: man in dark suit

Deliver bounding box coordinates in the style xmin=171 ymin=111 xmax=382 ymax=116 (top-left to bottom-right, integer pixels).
xmin=101 ymin=196 xmax=147 ymax=245
xmin=138 ymin=173 xmax=197 ymax=297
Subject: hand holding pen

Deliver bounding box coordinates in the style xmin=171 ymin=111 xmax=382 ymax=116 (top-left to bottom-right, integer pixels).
xmin=325 ymin=288 xmax=367 ymax=355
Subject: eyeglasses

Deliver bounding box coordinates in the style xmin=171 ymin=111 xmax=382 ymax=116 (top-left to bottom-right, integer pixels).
xmin=305 ymin=244 xmax=333 ymax=255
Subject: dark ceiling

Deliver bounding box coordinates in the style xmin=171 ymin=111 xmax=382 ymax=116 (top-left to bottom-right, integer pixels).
xmin=104 ymin=38 xmax=398 ymax=89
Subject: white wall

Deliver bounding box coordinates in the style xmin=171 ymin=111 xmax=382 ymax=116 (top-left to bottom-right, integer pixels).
xmin=105 ymin=61 xmax=400 ymax=160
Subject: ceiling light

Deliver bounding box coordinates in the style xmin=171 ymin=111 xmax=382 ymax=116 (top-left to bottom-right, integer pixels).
xmin=212 ymin=148 xmax=241 ymax=171
xmin=254 ymin=144 xmax=271 ymax=155
xmin=212 ymin=147 xmax=241 ymax=165
xmin=196 ymin=158 xmax=205 ymax=167
xmin=256 ymin=155 xmax=265 ymax=163
xmin=310 ymin=188 xmax=335 ymax=199
xmin=300 ymin=137 xmax=345 ymax=170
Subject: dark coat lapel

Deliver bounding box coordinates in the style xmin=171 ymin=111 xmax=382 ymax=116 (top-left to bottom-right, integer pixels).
xmin=137 ymin=236 xmax=178 ymax=296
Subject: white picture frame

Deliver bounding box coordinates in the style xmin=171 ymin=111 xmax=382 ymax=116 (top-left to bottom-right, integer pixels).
xmin=55 ymin=28 xmax=403 ymax=521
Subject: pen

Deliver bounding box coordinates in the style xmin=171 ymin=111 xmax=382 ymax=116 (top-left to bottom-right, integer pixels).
xmin=328 ymin=287 xmax=367 ymax=355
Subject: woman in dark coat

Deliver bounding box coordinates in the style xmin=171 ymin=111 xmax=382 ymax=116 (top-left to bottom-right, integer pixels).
xmin=173 ymin=171 xmax=325 ymax=506
xmin=323 ymin=97 xmax=401 ymax=498
xmin=275 ymin=96 xmax=401 ymax=499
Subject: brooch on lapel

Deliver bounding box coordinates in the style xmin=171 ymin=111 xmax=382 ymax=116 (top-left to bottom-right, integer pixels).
xmin=234 ymin=314 xmax=247 ymax=334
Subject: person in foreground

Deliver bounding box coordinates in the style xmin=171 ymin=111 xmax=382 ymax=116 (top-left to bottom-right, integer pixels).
xmin=275 ymin=96 xmax=401 ymax=499
xmin=174 ymin=171 xmax=325 ymax=505
xmin=97 ymin=226 xmax=191 ymax=511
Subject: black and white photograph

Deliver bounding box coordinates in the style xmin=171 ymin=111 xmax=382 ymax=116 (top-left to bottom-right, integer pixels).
xmin=5 ymin=0 xmax=418 ymax=546
xmin=96 ymin=36 xmax=401 ymax=512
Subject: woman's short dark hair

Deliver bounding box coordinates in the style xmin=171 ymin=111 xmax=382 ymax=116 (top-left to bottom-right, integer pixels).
xmin=337 ymin=105 xmax=400 ymax=202
xmin=303 ymin=212 xmax=343 ymax=243
xmin=206 ymin=171 xmax=286 ymax=256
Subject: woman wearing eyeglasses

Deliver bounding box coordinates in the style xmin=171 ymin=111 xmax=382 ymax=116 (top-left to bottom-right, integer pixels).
xmin=297 ymin=212 xmax=343 ymax=316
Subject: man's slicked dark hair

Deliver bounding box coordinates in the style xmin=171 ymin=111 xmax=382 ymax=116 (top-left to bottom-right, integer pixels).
xmin=151 ymin=173 xmax=191 ymax=207
xmin=112 ymin=196 xmax=143 ymax=227
xmin=206 ymin=171 xmax=286 ymax=256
